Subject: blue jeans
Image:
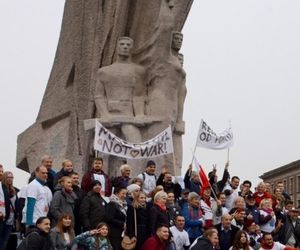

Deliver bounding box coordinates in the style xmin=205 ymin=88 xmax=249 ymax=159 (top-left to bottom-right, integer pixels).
xmin=3 ymin=224 xmax=13 ymax=249
xmin=0 ymin=220 xmax=4 ymax=250
xmin=0 ymin=222 xmax=13 ymax=250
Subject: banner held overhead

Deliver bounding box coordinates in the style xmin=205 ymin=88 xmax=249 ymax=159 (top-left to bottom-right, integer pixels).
xmin=94 ymin=121 xmax=174 ymax=159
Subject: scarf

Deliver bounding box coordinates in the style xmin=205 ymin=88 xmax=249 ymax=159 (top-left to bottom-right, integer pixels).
xmin=62 ymin=188 xmax=77 ymax=205
xmin=262 ymin=208 xmax=273 ymax=214
xmin=155 ymin=202 xmax=167 ymax=211
xmin=188 ymin=205 xmax=202 ymax=220
xmin=110 ymin=194 xmax=127 ymax=216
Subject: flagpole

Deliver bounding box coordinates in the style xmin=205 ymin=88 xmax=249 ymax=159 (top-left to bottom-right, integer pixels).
xmin=172 ymin=152 xmax=178 ymax=176
xmin=190 ymin=122 xmax=201 ymax=165
xmin=193 ymin=155 xmax=218 ymax=201
xmin=227 ymin=148 xmax=230 ymax=163
xmin=226 ymin=120 xmax=231 ymax=163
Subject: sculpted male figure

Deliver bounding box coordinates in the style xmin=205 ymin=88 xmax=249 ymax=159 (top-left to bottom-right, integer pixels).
xmin=146 ymin=30 xmax=186 ymax=173
xmin=95 ymin=37 xmax=146 ymax=175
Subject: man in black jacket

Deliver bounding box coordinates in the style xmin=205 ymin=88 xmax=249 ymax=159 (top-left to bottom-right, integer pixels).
xmin=190 ymin=228 xmax=219 ymax=250
xmin=156 ymin=169 xmax=182 ymax=200
xmin=274 ymin=207 xmax=300 ymax=247
xmin=79 ymin=180 xmax=107 ymax=231
xmin=53 ymin=159 xmax=74 ymax=187
xmin=70 ymin=172 xmax=85 ymax=235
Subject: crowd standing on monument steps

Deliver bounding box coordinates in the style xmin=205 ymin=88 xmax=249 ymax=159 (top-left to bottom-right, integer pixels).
xmin=0 ymin=157 xmax=300 ymax=250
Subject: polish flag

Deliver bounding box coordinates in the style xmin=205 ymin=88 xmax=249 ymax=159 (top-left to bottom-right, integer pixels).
xmin=194 ymin=158 xmax=210 ymax=189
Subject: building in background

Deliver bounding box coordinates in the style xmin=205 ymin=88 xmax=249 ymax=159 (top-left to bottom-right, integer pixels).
xmin=260 ymin=160 xmax=300 ymax=207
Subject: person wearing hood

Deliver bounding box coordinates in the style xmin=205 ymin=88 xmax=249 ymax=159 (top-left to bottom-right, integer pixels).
xmin=17 ymin=216 xmax=54 ymax=250
xmin=79 ymin=180 xmax=107 ymax=232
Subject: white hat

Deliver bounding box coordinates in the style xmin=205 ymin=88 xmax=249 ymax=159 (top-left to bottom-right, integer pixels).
xmin=127 ymin=184 xmax=140 ymax=193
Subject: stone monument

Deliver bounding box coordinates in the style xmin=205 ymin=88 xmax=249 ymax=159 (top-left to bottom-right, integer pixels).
xmin=16 ymin=0 xmax=193 ymax=177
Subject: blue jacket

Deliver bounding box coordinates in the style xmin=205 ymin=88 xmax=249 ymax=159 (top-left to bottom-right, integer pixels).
xmin=182 ymin=205 xmax=204 ymax=239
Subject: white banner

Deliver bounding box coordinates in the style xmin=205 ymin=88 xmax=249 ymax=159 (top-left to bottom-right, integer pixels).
xmin=94 ymin=121 xmax=174 ymax=159
xmin=196 ymin=119 xmax=233 ymax=149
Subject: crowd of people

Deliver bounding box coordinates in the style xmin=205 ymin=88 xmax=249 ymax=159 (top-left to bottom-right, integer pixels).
xmin=0 ymin=156 xmax=299 ymax=250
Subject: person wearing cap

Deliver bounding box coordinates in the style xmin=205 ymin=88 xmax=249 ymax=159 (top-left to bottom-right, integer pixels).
xmin=245 ymin=193 xmax=260 ymax=224
xmin=79 ymin=180 xmax=107 ymax=231
xmin=178 ymin=188 xmax=190 ymax=210
xmin=246 ymin=220 xmax=261 ymax=249
xmin=137 ymin=160 xmax=157 ymax=198
xmin=126 ymin=183 xmax=141 ymax=205
xmin=273 ymin=207 xmax=300 ymax=248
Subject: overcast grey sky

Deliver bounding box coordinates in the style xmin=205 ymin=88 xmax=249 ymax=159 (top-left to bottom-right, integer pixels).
xmin=1 ymin=1 xmax=300 ymax=188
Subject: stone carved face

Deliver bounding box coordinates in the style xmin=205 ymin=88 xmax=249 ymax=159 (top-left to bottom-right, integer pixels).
xmin=117 ymin=38 xmax=133 ymax=57
xmin=172 ymin=32 xmax=183 ymax=51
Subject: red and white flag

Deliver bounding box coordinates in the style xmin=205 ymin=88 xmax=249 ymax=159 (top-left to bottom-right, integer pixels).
xmin=194 ymin=158 xmax=210 ymax=189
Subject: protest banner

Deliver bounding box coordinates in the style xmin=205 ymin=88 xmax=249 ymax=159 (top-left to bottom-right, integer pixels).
xmin=196 ymin=119 xmax=233 ymax=150
xmin=94 ymin=120 xmax=174 ymax=159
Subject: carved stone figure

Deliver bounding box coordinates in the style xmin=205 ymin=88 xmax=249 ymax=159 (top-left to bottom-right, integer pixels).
xmin=173 ymin=51 xmax=187 ymax=174
xmin=94 ymin=37 xmax=147 ymax=175
xmin=16 ymin=0 xmax=193 ymax=177
xmin=95 ymin=37 xmax=145 ymax=135
xmin=141 ymin=10 xmax=187 ymax=174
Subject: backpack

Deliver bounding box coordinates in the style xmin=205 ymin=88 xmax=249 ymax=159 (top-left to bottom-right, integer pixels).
xmin=142 ymin=172 xmax=157 ymax=181
xmin=17 ymin=231 xmax=39 ymax=250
